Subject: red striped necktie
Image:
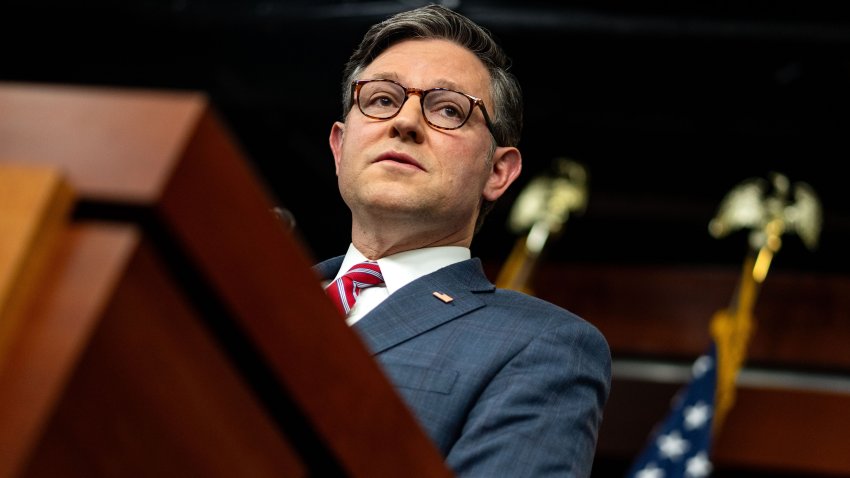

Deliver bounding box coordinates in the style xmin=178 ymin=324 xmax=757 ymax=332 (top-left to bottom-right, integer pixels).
xmin=325 ymin=261 xmax=384 ymax=317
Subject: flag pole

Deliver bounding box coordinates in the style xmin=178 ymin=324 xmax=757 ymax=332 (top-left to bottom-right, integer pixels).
xmin=707 ymin=173 xmax=818 ymax=435
xmin=495 ymin=158 xmax=587 ymax=294
xmin=626 ymin=172 xmax=821 ymax=478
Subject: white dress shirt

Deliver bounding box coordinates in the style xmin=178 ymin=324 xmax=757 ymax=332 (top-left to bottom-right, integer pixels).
xmin=331 ymin=243 xmax=471 ymax=325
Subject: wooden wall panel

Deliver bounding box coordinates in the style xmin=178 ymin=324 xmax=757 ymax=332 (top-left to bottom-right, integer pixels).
xmin=509 ymin=261 xmax=850 ymax=475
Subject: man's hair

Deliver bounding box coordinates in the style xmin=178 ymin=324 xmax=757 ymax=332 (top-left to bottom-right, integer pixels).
xmin=340 ymin=4 xmax=523 ymax=231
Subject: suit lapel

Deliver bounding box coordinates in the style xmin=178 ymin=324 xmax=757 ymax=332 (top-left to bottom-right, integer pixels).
xmin=313 ymin=255 xmax=344 ymax=281
xmin=353 ymin=258 xmax=494 ymax=355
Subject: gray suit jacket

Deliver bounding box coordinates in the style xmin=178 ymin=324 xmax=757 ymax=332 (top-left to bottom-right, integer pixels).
xmin=315 ymin=256 xmax=611 ymax=477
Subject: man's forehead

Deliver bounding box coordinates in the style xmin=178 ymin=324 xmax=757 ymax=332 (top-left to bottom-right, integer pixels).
xmin=359 ymin=39 xmax=491 ymax=97
xmin=361 ymin=71 xmax=468 ymax=92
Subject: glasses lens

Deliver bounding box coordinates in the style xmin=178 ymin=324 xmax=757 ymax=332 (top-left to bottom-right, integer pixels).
xmin=358 ymin=81 xmax=405 ymax=118
xmin=423 ymin=90 xmax=471 ymax=129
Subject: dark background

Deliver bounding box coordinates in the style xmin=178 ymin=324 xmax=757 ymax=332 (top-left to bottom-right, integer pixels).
xmin=4 ymin=1 xmax=849 ymax=475
xmin=4 ymin=0 xmax=849 ymax=276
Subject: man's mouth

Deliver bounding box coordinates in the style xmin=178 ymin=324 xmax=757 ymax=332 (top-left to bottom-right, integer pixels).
xmin=375 ymin=152 xmax=425 ymax=171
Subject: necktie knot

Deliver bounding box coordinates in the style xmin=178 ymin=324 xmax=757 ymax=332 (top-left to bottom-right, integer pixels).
xmin=326 ymin=261 xmax=384 ymax=316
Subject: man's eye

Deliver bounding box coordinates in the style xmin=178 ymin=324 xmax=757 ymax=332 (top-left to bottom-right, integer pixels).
xmin=377 ymin=96 xmax=396 ymax=107
xmin=440 ymin=105 xmax=461 ymax=118
xmin=432 ymin=102 xmax=465 ymax=120
xmin=368 ymin=94 xmax=399 ymax=108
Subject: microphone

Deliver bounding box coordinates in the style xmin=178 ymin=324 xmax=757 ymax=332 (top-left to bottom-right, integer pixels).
xmin=272 ymin=207 xmax=297 ymax=231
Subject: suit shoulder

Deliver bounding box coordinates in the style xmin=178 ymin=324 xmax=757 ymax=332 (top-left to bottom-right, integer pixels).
xmin=485 ymin=288 xmax=603 ymax=335
xmin=488 ymin=287 xmax=578 ymax=317
xmin=476 ymin=287 xmax=612 ymax=374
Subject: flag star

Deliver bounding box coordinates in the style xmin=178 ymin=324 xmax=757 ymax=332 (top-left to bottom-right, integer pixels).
xmin=657 ymin=430 xmax=690 ymax=461
xmin=684 ymin=401 xmax=712 ymax=430
xmin=692 ymin=355 xmax=713 ymax=378
xmin=636 ymin=462 xmax=665 ymax=478
xmin=685 ymin=452 xmax=713 ymax=478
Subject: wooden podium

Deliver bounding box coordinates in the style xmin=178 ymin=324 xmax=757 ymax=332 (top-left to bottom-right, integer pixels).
xmin=0 ymin=82 xmax=451 ymax=477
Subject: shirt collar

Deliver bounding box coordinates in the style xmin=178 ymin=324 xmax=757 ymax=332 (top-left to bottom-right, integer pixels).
xmin=336 ymin=243 xmax=471 ymax=294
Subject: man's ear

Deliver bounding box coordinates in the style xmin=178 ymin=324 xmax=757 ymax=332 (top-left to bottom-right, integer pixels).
xmin=483 ymin=146 xmax=522 ymax=201
xmin=329 ymin=121 xmax=345 ymax=175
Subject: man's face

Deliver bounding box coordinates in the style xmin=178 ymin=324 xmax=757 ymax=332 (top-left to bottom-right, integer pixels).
xmin=330 ymin=38 xmax=518 ymax=240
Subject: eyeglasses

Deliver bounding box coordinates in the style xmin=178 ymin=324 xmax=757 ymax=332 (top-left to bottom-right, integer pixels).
xmin=351 ymin=79 xmax=497 ymax=142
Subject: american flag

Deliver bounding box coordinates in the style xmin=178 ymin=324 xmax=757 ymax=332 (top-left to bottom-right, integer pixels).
xmin=625 ymin=344 xmax=718 ymax=478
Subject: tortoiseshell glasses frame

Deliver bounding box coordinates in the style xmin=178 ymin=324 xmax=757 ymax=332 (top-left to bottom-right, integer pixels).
xmin=351 ymin=79 xmax=498 ymax=142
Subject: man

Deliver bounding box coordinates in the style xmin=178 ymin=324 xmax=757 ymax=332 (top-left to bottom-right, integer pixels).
xmin=314 ymin=5 xmax=611 ymax=477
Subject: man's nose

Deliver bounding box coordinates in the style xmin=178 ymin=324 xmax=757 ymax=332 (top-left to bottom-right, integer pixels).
xmin=391 ymin=94 xmax=426 ymax=142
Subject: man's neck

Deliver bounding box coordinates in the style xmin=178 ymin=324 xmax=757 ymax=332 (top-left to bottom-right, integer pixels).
xmin=351 ymin=220 xmax=473 ymax=260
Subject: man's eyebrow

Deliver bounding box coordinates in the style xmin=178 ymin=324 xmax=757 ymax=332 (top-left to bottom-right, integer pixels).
xmin=359 ymin=73 xmax=468 ymax=93
xmin=363 ymin=72 xmax=400 ymax=81
xmin=430 ymin=78 xmax=465 ymax=92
